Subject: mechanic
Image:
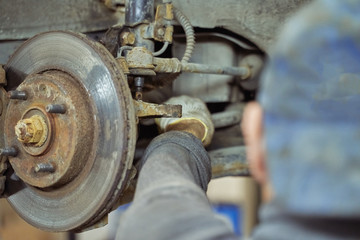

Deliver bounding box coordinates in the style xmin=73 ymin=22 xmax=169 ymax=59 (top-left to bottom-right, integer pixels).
xmin=116 ymin=0 xmax=360 ymax=239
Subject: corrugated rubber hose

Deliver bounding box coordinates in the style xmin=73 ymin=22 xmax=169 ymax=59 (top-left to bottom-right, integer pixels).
xmin=174 ymin=8 xmax=195 ymax=63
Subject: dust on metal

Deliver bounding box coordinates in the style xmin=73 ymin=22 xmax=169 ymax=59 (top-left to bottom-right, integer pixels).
xmin=120 ymin=31 xmax=136 ymax=46
xmin=0 ymin=147 xmax=18 ymax=157
xmin=4 ymin=31 xmax=137 ymax=231
xmin=15 ymin=115 xmax=48 ymax=146
xmin=209 ymin=146 xmax=250 ymax=179
xmin=34 ymin=163 xmax=55 ymax=173
xmin=181 ymin=62 xmax=251 ymax=78
xmin=153 ymin=3 xmax=174 ymax=42
xmin=126 ymin=47 xmax=154 ymax=69
xmin=153 ymin=57 xmax=181 ymax=73
xmin=4 ymin=70 xmax=95 ymax=188
xmin=46 ymin=104 xmax=66 ymax=114
xmin=8 ymin=90 xmax=27 ymax=100
xmin=134 ymin=100 xmax=182 ymax=118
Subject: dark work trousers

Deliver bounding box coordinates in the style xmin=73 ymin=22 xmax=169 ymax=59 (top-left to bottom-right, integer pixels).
xmin=115 ymin=131 xmax=237 ymax=240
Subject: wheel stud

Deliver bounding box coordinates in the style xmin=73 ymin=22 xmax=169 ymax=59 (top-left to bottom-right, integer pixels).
xmin=46 ymin=104 xmax=66 ymax=114
xmin=0 ymin=147 xmax=18 ymax=157
xmin=34 ymin=163 xmax=55 ymax=173
xmin=8 ymin=90 xmax=27 ymax=100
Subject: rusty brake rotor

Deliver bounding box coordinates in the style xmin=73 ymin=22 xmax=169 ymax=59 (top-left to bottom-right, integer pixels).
xmin=3 ymin=31 xmax=137 ymax=231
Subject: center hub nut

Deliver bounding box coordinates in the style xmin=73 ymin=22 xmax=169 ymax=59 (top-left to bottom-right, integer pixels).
xmin=4 ymin=70 xmax=95 ymax=188
xmin=15 ymin=115 xmax=48 ymax=146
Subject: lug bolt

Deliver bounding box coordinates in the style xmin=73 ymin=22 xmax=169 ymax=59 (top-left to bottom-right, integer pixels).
xmin=0 ymin=147 xmax=18 ymax=157
xmin=46 ymin=104 xmax=66 ymax=114
xmin=134 ymin=76 xmax=144 ymax=100
xmin=34 ymin=163 xmax=55 ymax=173
xmin=121 ymin=32 xmax=136 ymax=45
xmin=157 ymin=28 xmax=165 ymax=36
xmin=8 ymin=90 xmax=27 ymax=100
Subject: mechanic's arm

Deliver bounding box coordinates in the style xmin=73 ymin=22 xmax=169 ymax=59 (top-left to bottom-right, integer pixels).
xmin=116 ymin=97 xmax=237 ymax=240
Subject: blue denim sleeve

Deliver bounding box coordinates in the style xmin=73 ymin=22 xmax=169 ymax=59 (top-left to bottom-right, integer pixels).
xmin=258 ymin=0 xmax=360 ymax=217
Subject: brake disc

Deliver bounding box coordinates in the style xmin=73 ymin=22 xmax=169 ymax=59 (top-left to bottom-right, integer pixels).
xmin=3 ymin=31 xmax=137 ymax=231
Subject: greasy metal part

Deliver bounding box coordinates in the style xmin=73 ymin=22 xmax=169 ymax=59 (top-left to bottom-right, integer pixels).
xmin=153 ymin=57 xmax=181 ymax=73
xmin=34 ymin=163 xmax=55 ymax=173
xmin=181 ymin=62 xmax=251 ymax=78
xmin=238 ymin=54 xmax=264 ymax=91
xmin=129 ymin=69 xmax=156 ymax=76
xmin=209 ymin=146 xmax=249 ymax=179
xmin=116 ymin=57 xmax=130 ymax=74
xmin=0 ymin=147 xmax=18 ymax=157
xmin=125 ymin=0 xmax=154 ymax=26
xmin=153 ymin=3 xmax=174 ymax=43
xmin=134 ymin=77 xmax=145 ymax=100
xmin=46 ymin=104 xmax=66 ymax=114
xmin=0 ymin=0 xmax=125 ymax=40
xmin=126 ymin=47 xmax=154 ymax=69
xmin=8 ymin=90 xmax=27 ymax=100
xmin=6 ymin=71 xmax=95 ymax=188
xmin=4 ymin=31 xmax=137 ymax=231
xmin=154 ymin=57 xmax=251 ymax=78
xmin=15 ymin=115 xmax=48 ymax=145
xmin=212 ymin=111 xmax=242 ymax=129
xmin=102 ymin=0 xmax=125 ymax=11
xmin=133 ymin=24 xmax=155 ymax=50
xmin=134 ymin=100 xmax=182 ymax=118
xmin=212 ymin=103 xmax=245 ymax=129
xmin=121 ymin=31 xmax=136 ymax=46
xmin=124 ymin=0 xmax=155 ymax=50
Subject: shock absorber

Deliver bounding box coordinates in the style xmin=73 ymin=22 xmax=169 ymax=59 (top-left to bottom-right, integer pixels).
xmin=125 ymin=0 xmax=155 ymax=100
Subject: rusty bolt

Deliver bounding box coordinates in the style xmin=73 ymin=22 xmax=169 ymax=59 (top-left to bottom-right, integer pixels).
xmin=34 ymin=163 xmax=55 ymax=173
xmin=8 ymin=90 xmax=27 ymax=100
xmin=121 ymin=32 xmax=136 ymax=45
xmin=0 ymin=147 xmax=18 ymax=157
xmin=46 ymin=104 xmax=66 ymax=114
xmin=15 ymin=115 xmax=48 ymax=146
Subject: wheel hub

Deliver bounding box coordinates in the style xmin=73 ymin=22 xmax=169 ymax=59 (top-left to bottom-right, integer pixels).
xmin=3 ymin=31 xmax=136 ymax=231
xmin=5 ymin=70 xmax=94 ymax=188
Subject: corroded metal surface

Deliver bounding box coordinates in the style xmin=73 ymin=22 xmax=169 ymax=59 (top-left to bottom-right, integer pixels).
xmin=153 ymin=3 xmax=174 ymax=43
xmin=15 ymin=115 xmax=48 ymax=145
xmin=134 ymin=100 xmax=182 ymax=118
xmin=0 ymin=87 xmax=9 ymax=197
xmin=153 ymin=57 xmax=181 ymax=73
xmin=209 ymin=146 xmax=249 ymax=179
xmin=181 ymin=62 xmax=251 ymax=78
xmin=126 ymin=47 xmax=154 ymax=69
xmin=5 ymin=71 xmax=94 ymax=188
xmin=4 ymin=31 xmax=137 ymax=231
